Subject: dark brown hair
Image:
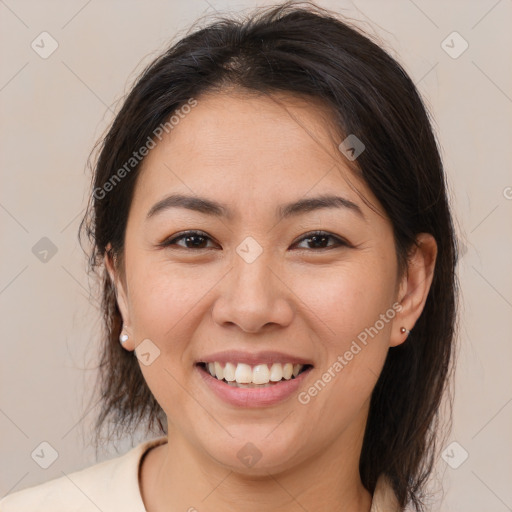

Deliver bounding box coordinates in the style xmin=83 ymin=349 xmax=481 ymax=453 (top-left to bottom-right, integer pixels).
xmin=79 ymin=2 xmax=459 ymax=510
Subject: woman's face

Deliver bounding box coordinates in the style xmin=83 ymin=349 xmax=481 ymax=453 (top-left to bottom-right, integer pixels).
xmin=111 ymin=91 xmax=413 ymax=473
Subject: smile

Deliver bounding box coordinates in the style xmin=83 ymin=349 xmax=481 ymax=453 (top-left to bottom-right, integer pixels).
xmin=195 ymin=358 xmax=314 ymax=407
xmin=197 ymin=361 xmax=312 ymax=387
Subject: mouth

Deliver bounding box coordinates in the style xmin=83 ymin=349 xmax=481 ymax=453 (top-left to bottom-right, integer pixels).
xmin=196 ymin=361 xmax=314 ymax=388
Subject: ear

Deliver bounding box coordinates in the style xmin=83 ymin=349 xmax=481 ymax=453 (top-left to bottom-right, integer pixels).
xmin=390 ymin=233 xmax=437 ymax=347
xmin=104 ymin=243 xmax=133 ymax=347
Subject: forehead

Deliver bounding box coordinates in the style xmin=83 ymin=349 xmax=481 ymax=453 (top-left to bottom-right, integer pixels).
xmin=132 ymin=91 xmax=383 ymax=221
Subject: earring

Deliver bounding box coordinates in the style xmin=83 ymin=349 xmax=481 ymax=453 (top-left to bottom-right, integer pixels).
xmin=119 ymin=327 xmax=129 ymax=345
xmin=400 ymin=327 xmax=411 ymax=335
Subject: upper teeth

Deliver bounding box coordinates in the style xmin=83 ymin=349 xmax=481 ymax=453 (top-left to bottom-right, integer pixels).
xmin=206 ymin=362 xmax=304 ymax=384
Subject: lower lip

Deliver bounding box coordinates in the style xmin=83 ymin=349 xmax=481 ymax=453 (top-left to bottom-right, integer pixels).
xmin=196 ymin=365 xmax=312 ymax=408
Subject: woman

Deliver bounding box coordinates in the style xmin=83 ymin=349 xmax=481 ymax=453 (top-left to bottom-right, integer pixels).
xmin=0 ymin=1 xmax=458 ymax=510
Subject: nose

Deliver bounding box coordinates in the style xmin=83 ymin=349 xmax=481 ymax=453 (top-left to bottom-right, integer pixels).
xmin=211 ymin=249 xmax=294 ymax=334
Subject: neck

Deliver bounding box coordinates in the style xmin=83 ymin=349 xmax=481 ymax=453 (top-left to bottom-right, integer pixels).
xmin=141 ymin=414 xmax=372 ymax=512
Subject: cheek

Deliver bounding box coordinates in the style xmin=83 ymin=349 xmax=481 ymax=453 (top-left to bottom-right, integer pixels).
xmin=127 ymin=262 xmax=208 ymax=412
xmin=294 ymin=257 xmax=397 ymax=345
xmin=294 ymin=257 xmax=397 ymax=407
xmin=127 ymin=259 xmax=207 ymax=345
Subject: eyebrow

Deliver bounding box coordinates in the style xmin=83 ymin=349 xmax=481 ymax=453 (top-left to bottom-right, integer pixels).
xmin=146 ymin=193 xmax=365 ymax=221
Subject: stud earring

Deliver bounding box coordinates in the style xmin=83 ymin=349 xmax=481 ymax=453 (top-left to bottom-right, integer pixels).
xmin=400 ymin=327 xmax=411 ymax=335
xmin=119 ymin=327 xmax=129 ymax=345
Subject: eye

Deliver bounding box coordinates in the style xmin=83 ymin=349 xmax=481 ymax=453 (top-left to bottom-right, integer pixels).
xmin=160 ymin=230 xmax=218 ymax=250
xmin=293 ymin=231 xmax=349 ymax=250
xmin=160 ymin=230 xmax=349 ymax=251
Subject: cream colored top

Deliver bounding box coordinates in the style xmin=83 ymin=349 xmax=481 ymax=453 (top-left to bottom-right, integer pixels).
xmin=0 ymin=436 xmax=401 ymax=511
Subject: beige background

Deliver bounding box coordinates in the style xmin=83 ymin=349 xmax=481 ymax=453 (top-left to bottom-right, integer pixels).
xmin=1 ymin=0 xmax=511 ymax=510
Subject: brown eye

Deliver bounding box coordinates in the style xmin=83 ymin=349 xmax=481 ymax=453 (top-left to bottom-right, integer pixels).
xmin=160 ymin=230 xmax=350 ymax=251
xmin=161 ymin=230 xmax=217 ymax=250
xmin=294 ymin=231 xmax=349 ymax=250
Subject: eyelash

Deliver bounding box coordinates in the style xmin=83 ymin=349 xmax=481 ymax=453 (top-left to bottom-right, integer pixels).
xmin=159 ymin=230 xmax=350 ymax=251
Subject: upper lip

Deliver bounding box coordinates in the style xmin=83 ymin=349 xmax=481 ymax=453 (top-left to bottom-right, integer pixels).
xmin=197 ymin=350 xmax=314 ymax=366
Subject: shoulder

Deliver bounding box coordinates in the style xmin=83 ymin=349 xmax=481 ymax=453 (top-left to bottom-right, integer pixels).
xmin=0 ymin=436 xmax=167 ymax=512
xmin=370 ymin=474 xmax=402 ymax=512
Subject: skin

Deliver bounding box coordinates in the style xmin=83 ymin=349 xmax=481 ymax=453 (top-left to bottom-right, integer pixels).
xmin=105 ymin=90 xmax=437 ymax=512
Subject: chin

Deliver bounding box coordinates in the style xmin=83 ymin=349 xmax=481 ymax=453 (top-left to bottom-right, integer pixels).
xmin=199 ymin=426 xmax=309 ymax=476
